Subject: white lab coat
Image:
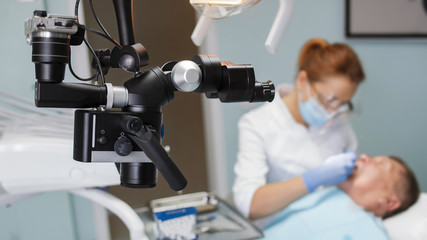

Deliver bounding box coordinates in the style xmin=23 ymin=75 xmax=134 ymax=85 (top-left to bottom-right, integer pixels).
xmin=232 ymin=85 xmax=357 ymax=228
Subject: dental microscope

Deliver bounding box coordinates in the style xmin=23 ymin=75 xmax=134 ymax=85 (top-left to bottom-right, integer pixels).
xmin=24 ymin=0 xmax=275 ymax=191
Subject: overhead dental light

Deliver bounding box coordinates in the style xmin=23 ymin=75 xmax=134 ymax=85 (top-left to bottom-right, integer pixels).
xmin=190 ymin=0 xmax=261 ymax=19
xmin=190 ymin=0 xmax=294 ymax=54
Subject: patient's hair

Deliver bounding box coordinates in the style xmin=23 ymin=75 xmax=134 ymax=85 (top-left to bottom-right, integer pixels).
xmin=384 ymin=156 xmax=420 ymax=219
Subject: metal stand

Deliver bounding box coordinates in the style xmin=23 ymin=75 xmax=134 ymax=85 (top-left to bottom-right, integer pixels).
xmin=69 ymin=188 xmax=149 ymax=240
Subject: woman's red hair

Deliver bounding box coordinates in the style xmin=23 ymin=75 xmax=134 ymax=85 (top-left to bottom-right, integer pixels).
xmin=297 ymin=38 xmax=365 ymax=83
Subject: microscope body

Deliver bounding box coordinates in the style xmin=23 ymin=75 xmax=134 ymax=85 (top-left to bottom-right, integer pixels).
xmin=74 ymin=110 xmax=160 ymax=188
xmin=25 ymin=0 xmax=275 ymax=191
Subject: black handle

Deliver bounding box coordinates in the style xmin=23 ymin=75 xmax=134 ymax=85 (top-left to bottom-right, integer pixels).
xmin=123 ymin=117 xmax=187 ymax=191
xmin=112 ymin=0 xmax=135 ymax=46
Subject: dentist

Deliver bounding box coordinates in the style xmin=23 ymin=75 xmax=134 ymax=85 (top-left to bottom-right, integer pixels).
xmin=232 ymin=38 xmax=365 ymax=227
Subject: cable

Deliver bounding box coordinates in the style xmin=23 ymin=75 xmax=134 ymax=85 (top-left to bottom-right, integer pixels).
xmin=73 ymin=0 xmax=110 ymax=86
xmin=74 ymin=0 xmax=120 ymax=47
xmin=89 ymin=0 xmax=121 ymax=47
xmin=78 ymin=24 xmax=120 ymax=48
xmin=68 ymin=46 xmax=97 ymax=81
xmin=84 ymin=38 xmax=106 ymax=86
xmin=75 ymin=0 xmax=81 ymax=22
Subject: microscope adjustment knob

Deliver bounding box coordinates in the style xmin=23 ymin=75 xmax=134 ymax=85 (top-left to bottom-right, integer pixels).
xmin=97 ymin=135 xmax=108 ymax=145
xmin=114 ymin=136 xmax=133 ymax=156
xmin=171 ymin=60 xmax=202 ymax=92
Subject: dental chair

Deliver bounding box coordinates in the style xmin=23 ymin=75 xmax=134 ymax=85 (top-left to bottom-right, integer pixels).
xmin=0 ymin=92 xmax=148 ymax=240
xmin=383 ymin=192 xmax=427 ymax=240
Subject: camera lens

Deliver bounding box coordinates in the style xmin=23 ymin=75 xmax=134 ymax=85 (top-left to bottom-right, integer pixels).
xmin=32 ymin=32 xmax=70 ymax=82
xmin=119 ymin=162 xmax=158 ymax=188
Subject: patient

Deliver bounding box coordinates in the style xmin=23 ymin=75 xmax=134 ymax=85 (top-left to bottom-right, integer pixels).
xmin=338 ymin=154 xmax=419 ymax=218
xmin=261 ymin=154 xmax=420 ymax=239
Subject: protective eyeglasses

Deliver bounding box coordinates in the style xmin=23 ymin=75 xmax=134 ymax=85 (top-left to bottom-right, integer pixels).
xmin=309 ymin=83 xmax=353 ymax=114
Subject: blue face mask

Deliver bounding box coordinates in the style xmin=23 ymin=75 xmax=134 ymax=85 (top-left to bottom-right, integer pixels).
xmin=298 ymin=84 xmax=333 ymax=126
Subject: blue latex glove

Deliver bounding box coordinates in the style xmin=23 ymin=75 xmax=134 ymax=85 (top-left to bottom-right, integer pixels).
xmin=302 ymin=151 xmax=357 ymax=192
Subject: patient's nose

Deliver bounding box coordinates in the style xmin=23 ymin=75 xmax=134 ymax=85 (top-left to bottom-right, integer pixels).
xmin=358 ymin=154 xmax=370 ymax=163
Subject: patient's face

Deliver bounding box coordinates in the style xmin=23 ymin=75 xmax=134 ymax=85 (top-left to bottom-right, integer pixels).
xmin=338 ymin=154 xmax=403 ymax=217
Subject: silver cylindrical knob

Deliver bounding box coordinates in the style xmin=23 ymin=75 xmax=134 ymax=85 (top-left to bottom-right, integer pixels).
xmin=105 ymin=83 xmax=128 ymax=109
xmin=171 ymin=60 xmax=202 ymax=92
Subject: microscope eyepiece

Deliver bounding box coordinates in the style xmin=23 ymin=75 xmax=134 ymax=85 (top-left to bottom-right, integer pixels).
xmin=252 ymin=80 xmax=275 ymax=102
xmin=191 ymin=55 xmax=275 ymax=102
